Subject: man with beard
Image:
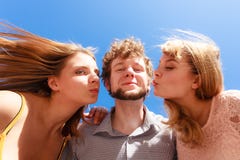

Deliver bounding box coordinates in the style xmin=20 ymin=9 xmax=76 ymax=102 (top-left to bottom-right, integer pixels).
xmin=70 ymin=37 xmax=177 ymax=160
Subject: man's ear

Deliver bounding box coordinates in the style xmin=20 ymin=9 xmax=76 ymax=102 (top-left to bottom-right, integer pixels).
xmin=192 ymin=75 xmax=201 ymax=89
xmin=48 ymin=76 xmax=60 ymax=91
xmin=104 ymin=79 xmax=110 ymax=91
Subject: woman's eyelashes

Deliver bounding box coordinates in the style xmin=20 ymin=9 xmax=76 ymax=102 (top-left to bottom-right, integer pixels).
xmin=95 ymin=70 xmax=100 ymax=77
xmin=157 ymin=63 xmax=175 ymax=71
xmin=164 ymin=66 xmax=175 ymax=70
xmin=75 ymin=68 xmax=100 ymax=78
xmin=75 ymin=69 xmax=87 ymax=75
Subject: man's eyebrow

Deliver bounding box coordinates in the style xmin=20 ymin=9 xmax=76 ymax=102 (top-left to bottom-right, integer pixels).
xmin=112 ymin=62 xmax=124 ymax=68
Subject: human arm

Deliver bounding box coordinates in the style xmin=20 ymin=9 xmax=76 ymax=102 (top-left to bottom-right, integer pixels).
xmin=0 ymin=90 xmax=22 ymax=132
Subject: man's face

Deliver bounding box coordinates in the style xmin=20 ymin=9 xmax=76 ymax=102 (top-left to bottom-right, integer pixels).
xmin=106 ymin=57 xmax=150 ymax=100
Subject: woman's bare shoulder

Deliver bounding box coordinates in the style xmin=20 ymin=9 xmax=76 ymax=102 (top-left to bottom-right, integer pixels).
xmin=0 ymin=90 xmax=23 ymax=132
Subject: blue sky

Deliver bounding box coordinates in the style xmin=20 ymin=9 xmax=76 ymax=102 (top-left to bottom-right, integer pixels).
xmin=1 ymin=0 xmax=240 ymax=117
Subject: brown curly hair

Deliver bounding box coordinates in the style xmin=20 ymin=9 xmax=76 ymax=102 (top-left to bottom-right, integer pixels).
xmin=101 ymin=37 xmax=153 ymax=87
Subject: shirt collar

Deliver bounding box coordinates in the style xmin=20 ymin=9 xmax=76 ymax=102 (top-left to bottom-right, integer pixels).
xmin=92 ymin=106 xmax=159 ymax=137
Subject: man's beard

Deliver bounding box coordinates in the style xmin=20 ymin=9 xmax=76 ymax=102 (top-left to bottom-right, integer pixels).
xmin=109 ymin=88 xmax=148 ymax=100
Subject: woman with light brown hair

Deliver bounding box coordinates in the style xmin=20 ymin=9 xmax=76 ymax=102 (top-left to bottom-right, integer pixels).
xmin=153 ymin=30 xmax=240 ymax=160
xmin=0 ymin=22 xmax=105 ymax=160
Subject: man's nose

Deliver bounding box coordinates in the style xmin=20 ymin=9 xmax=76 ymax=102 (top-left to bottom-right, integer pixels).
xmin=125 ymin=67 xmax=134 ymax=78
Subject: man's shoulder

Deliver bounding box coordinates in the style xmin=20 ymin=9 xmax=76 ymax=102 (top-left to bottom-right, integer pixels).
xmin=146 ymin=109 xmax=168 ymax=122
xmin=145 ymin=109 xmax=173 ymax=133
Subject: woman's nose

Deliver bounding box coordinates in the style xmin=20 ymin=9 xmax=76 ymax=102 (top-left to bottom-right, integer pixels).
xmin=154 ymin=69 xmax=162 ymax=78
xmin=89 ymin=74 xmax=100 ymax=84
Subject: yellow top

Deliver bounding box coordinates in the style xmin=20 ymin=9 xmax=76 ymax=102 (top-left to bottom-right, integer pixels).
xmin=0 ymin=92 xmax=25 ymax=160
xmin=0 ymin=93 xmax=68 ymax=160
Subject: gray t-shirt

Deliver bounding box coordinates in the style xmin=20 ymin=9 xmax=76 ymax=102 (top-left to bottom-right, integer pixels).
xmin=69 ymin=107 xmax=177 ymax=160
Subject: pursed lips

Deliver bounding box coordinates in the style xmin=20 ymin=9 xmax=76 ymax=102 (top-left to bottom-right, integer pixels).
xmin=152 ymin=80 xmax=158 ymax=86
xmin=89 ymin=88 xmax=99 ymax=93
xmin=122 ymin=81 xmax=137 ymax=86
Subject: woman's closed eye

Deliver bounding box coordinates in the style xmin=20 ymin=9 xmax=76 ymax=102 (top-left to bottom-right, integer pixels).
xmin=95 ymin=70 xmax=100 ymax=77
xmin=164 ymin=66 xmax=174 ymax=70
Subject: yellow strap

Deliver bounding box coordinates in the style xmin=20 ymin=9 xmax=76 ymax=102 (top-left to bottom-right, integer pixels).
xmin=0 ymin=134 xmax=6 ymax=160
xmin=57 ymin=137 xmax=68 ymax=160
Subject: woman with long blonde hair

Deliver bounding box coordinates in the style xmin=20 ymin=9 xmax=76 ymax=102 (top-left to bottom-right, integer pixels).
xmin=153 ymin=30 xmax=240 ymax=160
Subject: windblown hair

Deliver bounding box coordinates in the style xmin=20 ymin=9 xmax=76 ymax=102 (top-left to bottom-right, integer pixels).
xmin=161 ymin=30 xmax=224 ymax=145
xmin=101 ymin=37 xmax=153 ymax=85
xmin=0 ymin=22 xmax=95 ymax=137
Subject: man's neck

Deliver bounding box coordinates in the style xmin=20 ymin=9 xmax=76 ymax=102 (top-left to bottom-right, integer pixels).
xmin=111 ymin=99 xmax=145 ymax=135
